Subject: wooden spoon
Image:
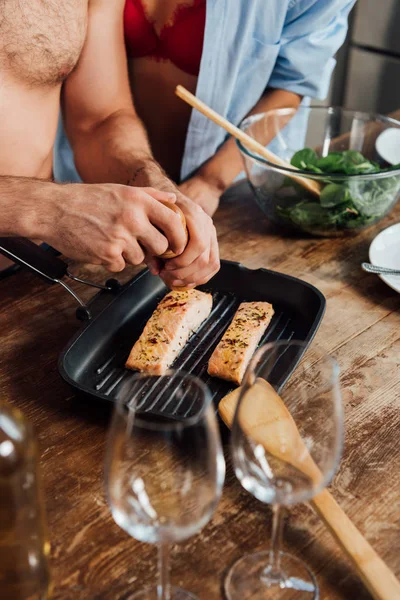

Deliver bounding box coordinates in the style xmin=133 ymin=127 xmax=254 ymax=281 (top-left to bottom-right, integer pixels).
xmin=176 ymin=85 xmax=322 ymax=198
xmin=219 ymin=380 xmax=400 ymax=600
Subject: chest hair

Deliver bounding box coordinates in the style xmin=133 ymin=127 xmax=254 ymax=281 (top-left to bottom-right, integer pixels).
xmin=0 ymin=0 xmax=88 ymax=86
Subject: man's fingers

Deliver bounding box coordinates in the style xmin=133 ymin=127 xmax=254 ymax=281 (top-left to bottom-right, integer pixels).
xmin=104 ymin=257 xmax=126 ymax=272
xmin=141 ymin=188 xmax=176 ymax=203
xmin=122 ymin=242 xmax=145 ymax=267
xmin=165 ymin=248 xmax=210 ymax=282
xmin=161 ymin=232 xmax=220 ymax=288
xmin=124 ymin=188 xmax=186 ymax=256
xmin=164 ymin=225 xmax=208 ymax=269
xmin=149 ymin=203 xmax=188 ymax=256
xmin=163 ymin=206 xmax=213 ymax=270
xmin=138 ymin=225 xmax=169 ymax=257
xmin=145 ymin=255 xmax=162 ymax=276
xmin=210 ymin=227 xmax=220 ymax=271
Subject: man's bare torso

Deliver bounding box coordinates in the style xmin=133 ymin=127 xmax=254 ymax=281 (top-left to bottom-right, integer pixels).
xmin=0 ymin=0 xmax=88 ymax=270
xmin=0 ymin=0 xmax=88 ymax=179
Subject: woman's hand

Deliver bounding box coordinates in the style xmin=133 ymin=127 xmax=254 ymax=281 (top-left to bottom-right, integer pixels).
xmin=178 ymin=175 xmax=222 ymax=217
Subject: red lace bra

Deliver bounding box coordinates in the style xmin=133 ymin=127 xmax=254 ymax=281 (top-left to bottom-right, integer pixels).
xmin=124 ymin=0 xmax=206 ymax=76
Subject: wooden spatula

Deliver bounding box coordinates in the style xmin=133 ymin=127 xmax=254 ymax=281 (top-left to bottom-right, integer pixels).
xmin=175 ymin=85 xmax=322 ymax=198
xmin=219 ymin=381 xmax=400 ymax=600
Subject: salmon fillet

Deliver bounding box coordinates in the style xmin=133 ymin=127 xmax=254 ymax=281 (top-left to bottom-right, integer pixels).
xmin=125 ymin=289 xmax=213 ymax=375
xmin=208 ymin=301 xmax=274 ymax=385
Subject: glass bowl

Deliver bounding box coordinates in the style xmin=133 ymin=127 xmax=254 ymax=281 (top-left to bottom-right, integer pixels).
xmin=238 ymin=107 xmax=400 ymax=237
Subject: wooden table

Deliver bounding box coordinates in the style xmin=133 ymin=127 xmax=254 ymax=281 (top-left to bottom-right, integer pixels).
xmin=1 ymin=183 xmax=399 ymax=600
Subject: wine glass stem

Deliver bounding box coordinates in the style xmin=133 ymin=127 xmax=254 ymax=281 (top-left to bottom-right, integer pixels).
xmin=157 ymin=543 xmax=171 ymax=600
xmin=263 ymin=504 xmax=284 ymax=583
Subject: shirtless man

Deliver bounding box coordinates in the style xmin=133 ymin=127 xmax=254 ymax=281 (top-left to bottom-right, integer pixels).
xmin=0 ymin=0 xmax=219 ymax=288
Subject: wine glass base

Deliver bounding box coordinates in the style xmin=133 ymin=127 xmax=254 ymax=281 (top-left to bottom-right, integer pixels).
xmin=127 ymin=586 xmax=199 ymax=599
xmin=225 ymin=550 xmax=319 ymax=600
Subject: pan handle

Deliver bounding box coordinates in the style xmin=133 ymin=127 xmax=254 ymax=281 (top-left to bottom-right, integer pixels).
xmin=0 ymin=237 xmax=68 ymax=282
xmin=0 ymin=237 xmax=120 ymax=320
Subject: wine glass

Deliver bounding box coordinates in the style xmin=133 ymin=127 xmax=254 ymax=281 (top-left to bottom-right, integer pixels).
xmin=225 ymin=341 xmax=343 ymax=600
xmin=105 ymin=370 xmax=225 ymax=600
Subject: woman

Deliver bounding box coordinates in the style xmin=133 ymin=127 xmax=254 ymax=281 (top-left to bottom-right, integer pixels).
xmin=54 ymin=0 xmax=356 ymax=216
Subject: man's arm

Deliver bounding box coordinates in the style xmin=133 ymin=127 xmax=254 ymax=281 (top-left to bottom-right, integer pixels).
xmin=61 ymin=0 xmax=154 ymax=185
xmin=0 ymin=176 xmax=186 ymax=271
xmin=61 ymin=0 xmax=219 ymax=288
xmin=0 ymin=177 xmax=60 ymax=238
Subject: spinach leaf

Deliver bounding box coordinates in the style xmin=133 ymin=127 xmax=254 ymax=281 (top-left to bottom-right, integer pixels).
xmin=315 ymin=153 xmax=345 ymax=173
xmin=313 ymin=151 xmax=378 ymax=175
xmin=342 ymin=150 xmax=379 ymax=174
xmin=291 ymin=148 xmax=318 ymax=170
xmin=320 ymin=183 xmax=351 ymax=207
xmin=303 ymin=164 xmax=324 ymax=174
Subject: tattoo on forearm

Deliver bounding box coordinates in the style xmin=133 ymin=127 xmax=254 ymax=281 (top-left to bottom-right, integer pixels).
xmin=126 ymin=166 xmax=146 ymax=186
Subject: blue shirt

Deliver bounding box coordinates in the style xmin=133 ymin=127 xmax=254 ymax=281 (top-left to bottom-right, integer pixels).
xmin=53 ymin=0 xmax=356 ymax=183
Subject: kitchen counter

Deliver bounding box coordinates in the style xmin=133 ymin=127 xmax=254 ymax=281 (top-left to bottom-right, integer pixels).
xmin=1 ymin=179 xmax=399 ymax=599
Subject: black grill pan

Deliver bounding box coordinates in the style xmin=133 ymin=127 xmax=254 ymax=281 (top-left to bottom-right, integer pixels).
xmin=0 ymin=238 xmax=325 ymax=419
xmin=58 ymin=261 xmax=326 ymax=417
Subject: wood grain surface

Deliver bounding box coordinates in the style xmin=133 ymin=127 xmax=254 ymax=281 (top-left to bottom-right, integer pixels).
xmin=1 ymin=177 xmax=399 ymax=599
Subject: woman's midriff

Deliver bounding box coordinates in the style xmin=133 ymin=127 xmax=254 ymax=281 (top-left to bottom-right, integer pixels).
xmin=128 ymin=57 xmax=198 ymax=182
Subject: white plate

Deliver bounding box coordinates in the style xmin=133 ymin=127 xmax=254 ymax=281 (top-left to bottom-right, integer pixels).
xmin=376 ymin=128 xmax=400 ymax=165
xmin=369 ymin=223 xmax=400 ymax=293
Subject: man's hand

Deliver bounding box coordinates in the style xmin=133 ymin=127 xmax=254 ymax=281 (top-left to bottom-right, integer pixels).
xmin=128 ymin=164 xmax=221 ymax=289
xmin=156 ymin=192 xmax=220 ymax=288
xmin=178 ymin=175 xmax=221 ymax=217
xmin=41 ymin=184 xmax=187 ymax=272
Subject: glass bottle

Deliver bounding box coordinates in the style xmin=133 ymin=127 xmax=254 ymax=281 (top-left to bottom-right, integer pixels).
xmin=0 ymin=401 xmax=51 ymax=599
